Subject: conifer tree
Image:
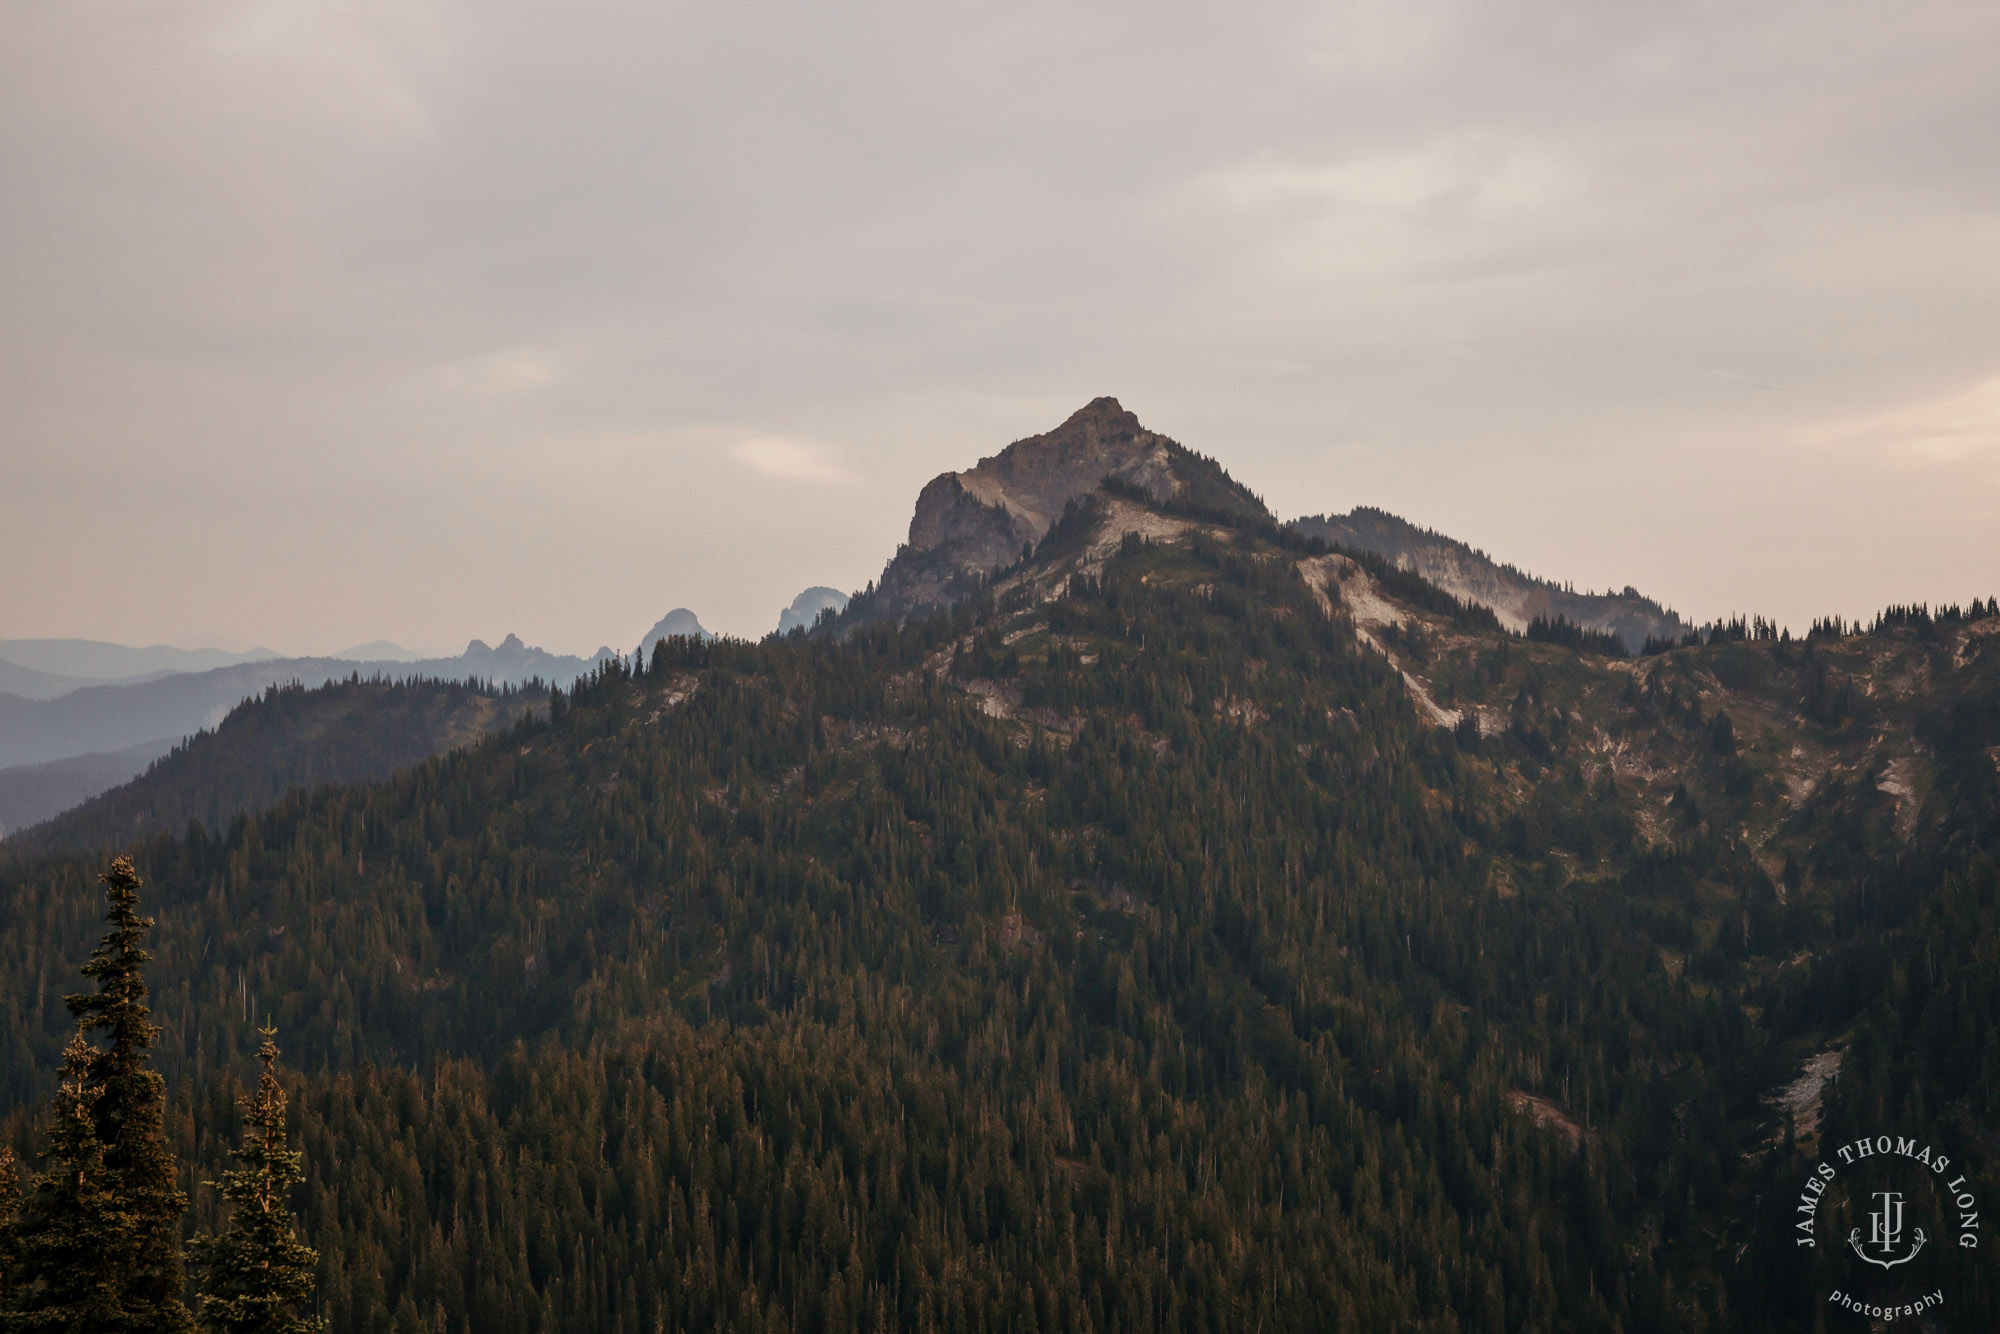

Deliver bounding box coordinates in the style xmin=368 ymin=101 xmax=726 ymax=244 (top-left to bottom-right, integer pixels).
xmin=61 ymin=857 xmax=192 ymax=1334
xmin=188 ymin=1029 xmax=320 ymax=1334
xmin=1 ymin=1036 xmax=134 ymax=1332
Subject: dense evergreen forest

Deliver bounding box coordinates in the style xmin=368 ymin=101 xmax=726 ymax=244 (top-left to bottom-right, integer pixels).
xmin=1 ymin=512 xmax=1996 ymax=1331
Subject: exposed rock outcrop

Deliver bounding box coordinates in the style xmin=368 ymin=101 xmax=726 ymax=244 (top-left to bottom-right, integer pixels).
xmin=850 ymin=397 xmax=1266 ymax=625
xmin=845 ymin=397 xmax=1688 ymax=652
xmin=1290 ymin=507 xmax=1687 ymax=653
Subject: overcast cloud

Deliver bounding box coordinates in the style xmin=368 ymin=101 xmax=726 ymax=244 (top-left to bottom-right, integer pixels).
xmin=3 ymin=0 xmax=1997 ymax=651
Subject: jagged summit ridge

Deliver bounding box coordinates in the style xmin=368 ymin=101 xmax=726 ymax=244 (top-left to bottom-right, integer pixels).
xmin=1291 ymin=507 xmax=1688 ymax=653
xmin=855 ymin=398 xmax=1266 ymax=625
xmin=847 ymin=398 xmax=1683 ymax=654
xmin=907 ymin=397 xmax=1179 ymax=554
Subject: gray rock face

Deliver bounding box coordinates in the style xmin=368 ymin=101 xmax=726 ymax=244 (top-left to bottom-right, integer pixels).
xmin=1291 ymin=507 xmax=1688 ymax=652
xmin=907 ymin=397 xmax=1182 ymax=552
xmin=777 ymin=587 xmax=850 ymax=635
xmin=854 ymin=397 xmax=1264 ymax=625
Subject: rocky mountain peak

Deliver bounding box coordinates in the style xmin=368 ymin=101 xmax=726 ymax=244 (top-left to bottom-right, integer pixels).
xmin=850 ymin=399 xmax=1266 ymax=627
xmin=907 ymin=396 xmax=1178 ymax=556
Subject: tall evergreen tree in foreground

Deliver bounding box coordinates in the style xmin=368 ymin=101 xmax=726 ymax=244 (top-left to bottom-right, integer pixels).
xmin=1 ymin=1036 xmax=133 ymax=1332
xmin=189 ymin=1030 xmax=320 ymax=1334
xmin=59 ymin=857 xmax=191 ymax=1334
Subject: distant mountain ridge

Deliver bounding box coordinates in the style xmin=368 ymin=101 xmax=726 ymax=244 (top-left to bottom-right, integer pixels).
xmin=450 ymin=633 xmax=614 ymax=683
xmin=1 ymin=677 xmax=541 ymax=857
xmin=0 ymin=633 xmax=608 ymax=788
xmin=333 ymin=640 xmax=423 ymax=662
xmin=0 ymin=739 xmax=182 ymax=839
xmin=0 ymin=656 xmax=108 ymax=702
xmin=1289 ymin=507 xmax=1688 ymax=652
xmin=0 ymin=637 xmax=281 ymax=680
xmin=638 ymin=610 xmax=711 ymax=649
xmin=0 ymin=634 xmax=609 ymax=839
xmin=777 ymin=587 xmax=849 ymax=635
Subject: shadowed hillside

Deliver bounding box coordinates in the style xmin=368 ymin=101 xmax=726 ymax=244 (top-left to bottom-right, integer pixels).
xmin=1 ymin=677 xmax=543 ymax=862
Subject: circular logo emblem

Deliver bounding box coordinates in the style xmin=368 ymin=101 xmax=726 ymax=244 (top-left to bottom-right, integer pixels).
xmin=1794 ymin=1131 xmax=1980 ymax=1321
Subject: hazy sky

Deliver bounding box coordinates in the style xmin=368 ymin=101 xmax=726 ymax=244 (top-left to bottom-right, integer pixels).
xmin=4 ymin=0 xmax=1998 ymax=653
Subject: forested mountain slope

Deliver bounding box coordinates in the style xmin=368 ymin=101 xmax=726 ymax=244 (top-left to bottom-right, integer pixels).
xmin=1 ymin=452 xmax=1996 ymax=1331
xmin=0 ymin=678 xmax=542 ymax=861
